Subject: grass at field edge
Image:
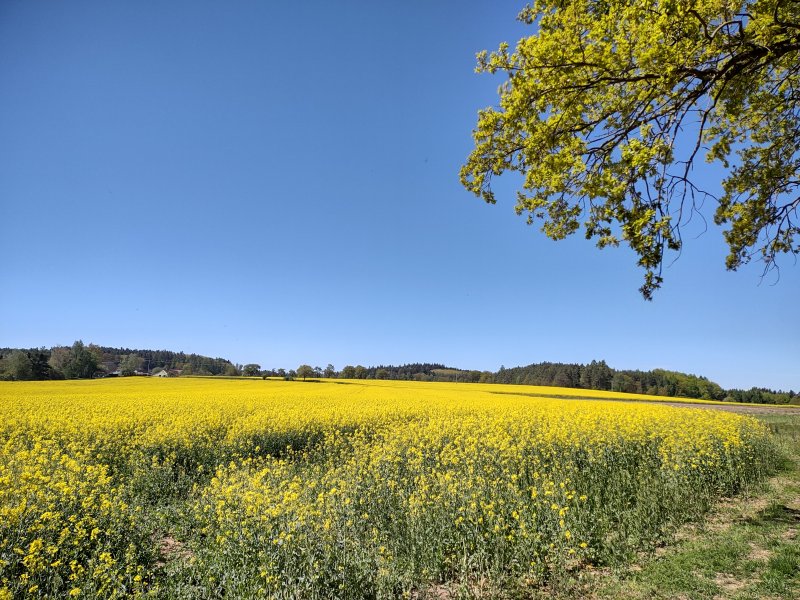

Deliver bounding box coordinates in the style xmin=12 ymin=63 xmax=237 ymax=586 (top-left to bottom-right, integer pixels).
xmin=536 ymin=414 xmax=800 ymax=600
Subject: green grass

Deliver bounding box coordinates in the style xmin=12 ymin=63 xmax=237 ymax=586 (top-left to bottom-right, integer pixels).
xmin=542 ymin=414 xmax=800 ymax=600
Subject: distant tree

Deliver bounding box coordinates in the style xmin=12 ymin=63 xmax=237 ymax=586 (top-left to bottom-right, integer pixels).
xmin=611 ymin=372 xmax=633 ymax=394
xmin=119 ymin=354 xmax=144 ymax=376
xmin=313 ymin=366 xmax=323 ymax=378
xmin=1 ymin=350 xmax=34 ymax=380
xmin=276 ymin=368 xmax=287 ymax=378
xmin=462 ymin=370 xmax=481 ymax=383
xmin=580 ymin=360 xmax=614 ymax=390
xmin=354 ymin=365 xmax=367 ymax=379
xmin=48 ymin=346 xmax=71 ymax=376
xmin=340 ymin=365 xmax=356 ymax=379
xmin=87 ymin=344 xmax=107 ymax=374
xmin=296 ymin=365 xmax=314 ymax=380
xmin=34 ymin=350 xmax=60 ymax=379
xmin=62 ymin=341 xmax=99 ymax=379
xmin=242 ymin=364 xmax=261 ymax=377
xmin=324 ymin=364 xmax=336 ymax=378
xmin=287 ymin=369 xmax=297 ymax=379
xmin=375 ymin=368 xmax=389 ymax=380
xmin=553 ymin=371 xmax=572 ymax=388
xmin=223 ymin=364 xmax=240 ymax=377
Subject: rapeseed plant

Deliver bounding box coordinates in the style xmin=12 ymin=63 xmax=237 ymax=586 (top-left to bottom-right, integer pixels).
xmin=0 ymin=378 xmax=776 ymax=598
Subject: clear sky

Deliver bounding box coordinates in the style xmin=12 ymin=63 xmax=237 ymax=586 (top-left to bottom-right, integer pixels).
xmin=1 ymin=1 xmax=797 ymax=391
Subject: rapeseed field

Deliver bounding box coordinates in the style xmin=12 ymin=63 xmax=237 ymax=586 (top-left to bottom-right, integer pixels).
xmin=0 ymin=378 xmax=777 ymax=598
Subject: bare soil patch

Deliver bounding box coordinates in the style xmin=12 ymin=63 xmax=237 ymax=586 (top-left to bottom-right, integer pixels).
xmin=157 ymin=535 xmax=194 ymax=567
xmin=713 ymin=573 xmax=747 ymax=593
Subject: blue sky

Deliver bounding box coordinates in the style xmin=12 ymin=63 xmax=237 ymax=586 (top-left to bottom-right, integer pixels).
xmin=1 ymin=1 xmax=797 ymax=391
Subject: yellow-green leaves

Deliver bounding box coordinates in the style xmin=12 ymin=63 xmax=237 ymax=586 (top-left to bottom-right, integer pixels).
xmin=461 ymin=0 xmax=800 ymax=298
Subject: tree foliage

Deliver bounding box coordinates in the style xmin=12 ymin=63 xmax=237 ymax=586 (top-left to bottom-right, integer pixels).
xmin=1 ymin=343 xmax=238 ymax=380
xmin=62 ymin=341 xmax=99 ymax=380
xmin=461 ymin=0 xmax=800 ymax=298
xmin=296 ymin=364 xmax=315 ymax=380
xmin=242 ymin=364 xmax=262 ymax=377
xmin=119 ymin=353 xmax=144 ymax=376
xmin=492 ymin=360 xmax=728 ymax=399
xmin=1 ymin=351 xmax=33 ymax=381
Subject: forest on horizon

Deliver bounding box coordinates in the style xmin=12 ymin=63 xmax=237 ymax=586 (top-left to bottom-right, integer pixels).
xmin=1 ymin=342 xmax=795 ymax=405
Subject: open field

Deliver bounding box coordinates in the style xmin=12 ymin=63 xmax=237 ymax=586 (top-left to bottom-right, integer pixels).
xmin=0 ymin=378 xmax=786 ymax=598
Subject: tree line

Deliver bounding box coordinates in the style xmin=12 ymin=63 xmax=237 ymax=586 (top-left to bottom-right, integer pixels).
xmin=0 ymin=342 xmax=237 ymax=380
xmin=489 ymin=360 xmax=796 ymax=405
xmin=1 ymin=345 xmax=795 ymax=405
xmin=256 ymin=361 xmax=796 ymax=404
